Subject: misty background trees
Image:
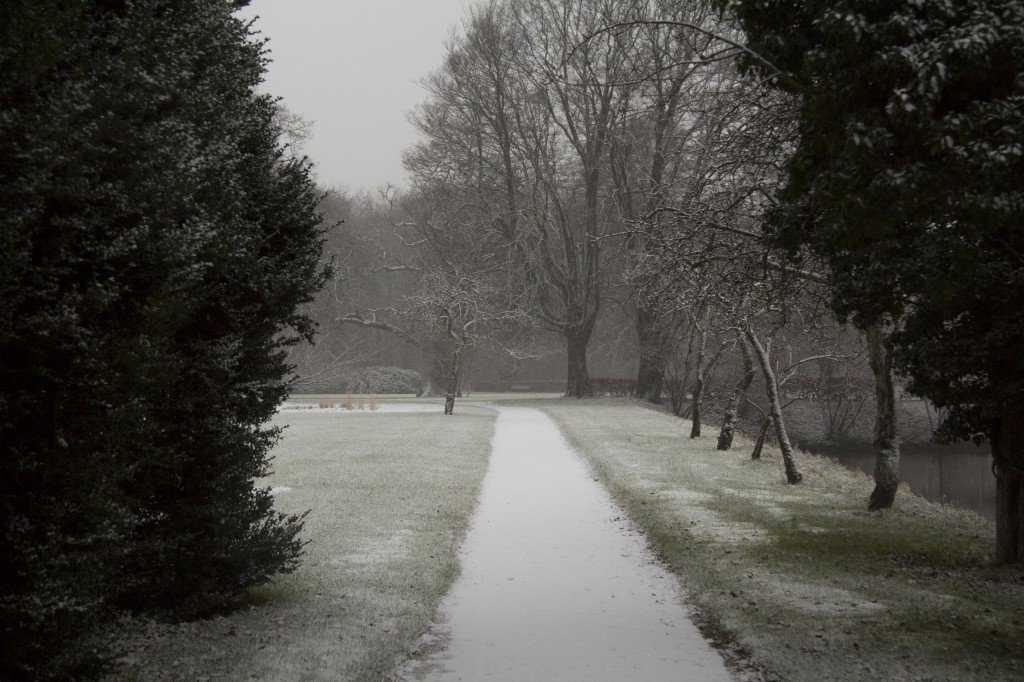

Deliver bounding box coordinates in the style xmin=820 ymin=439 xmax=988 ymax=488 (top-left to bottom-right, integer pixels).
xmin=327 ymin=0 xmax=869 ymax=475
xmin=332 ymin=1 xmax=819 ymax=398
xmin=325 ymin=0 xmax=1022 ymax=561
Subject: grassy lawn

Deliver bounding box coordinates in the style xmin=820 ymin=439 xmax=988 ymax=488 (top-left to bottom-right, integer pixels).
xmin=540 ymin=399 xmax=1024 ymax=681
xmin=105 ymin=396 xmax=1023 ymax=681
xmin=106 ymin=403 xmax=495 ymax=682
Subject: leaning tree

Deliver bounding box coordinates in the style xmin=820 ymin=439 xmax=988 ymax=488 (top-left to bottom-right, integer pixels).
xmin=724 ymin=0 xmax=1024 ymax=560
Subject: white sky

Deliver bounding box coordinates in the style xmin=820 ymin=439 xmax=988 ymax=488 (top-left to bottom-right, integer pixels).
xmin=236 ymin=0 xmax=473 ymax=193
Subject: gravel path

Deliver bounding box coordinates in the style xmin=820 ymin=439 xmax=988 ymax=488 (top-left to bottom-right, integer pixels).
xmin=397 ymin=406 xmax=733 ymax=681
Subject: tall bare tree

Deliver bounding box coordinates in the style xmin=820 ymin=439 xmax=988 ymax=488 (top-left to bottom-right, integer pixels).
xmin=604 ymin=0 xmax=740 ymax=402
xmin=406 ymin=0 xmax=643 ymax=396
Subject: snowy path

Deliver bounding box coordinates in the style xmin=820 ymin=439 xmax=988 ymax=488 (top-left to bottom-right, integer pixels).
xmin=398 ymin=406 xmax=733 ymax=681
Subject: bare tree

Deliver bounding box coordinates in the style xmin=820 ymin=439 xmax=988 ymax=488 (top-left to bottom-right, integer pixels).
xmin=717 ymin=335 xmax=754 ymax=449
xmin=283 ymin=189 xmax=381 ymax=392
xmin=604 ymin=0 xmax=743 ymax=402
xmin=630 ymin=2 xmax=904 ymax=505
xmin=405 ymin=0 xmax=649 ymax=397
xmin=341 ymin=186 xmax=534 ymax=413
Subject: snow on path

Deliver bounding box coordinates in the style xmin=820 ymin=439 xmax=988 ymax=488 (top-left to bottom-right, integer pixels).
xmin=398 ymin=406 xmax=733 ymax=682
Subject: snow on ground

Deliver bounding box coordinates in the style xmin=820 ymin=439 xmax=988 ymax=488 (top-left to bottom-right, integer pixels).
xmin=279 ymin=402 xmax=440 ymax=414
xmin=398 ymin=406 xmax=732 ymax=682
xmin=104 ymin=408 xmax=496 ymax=682
xmin=542 ymin=400 xmax=1019 ymax=682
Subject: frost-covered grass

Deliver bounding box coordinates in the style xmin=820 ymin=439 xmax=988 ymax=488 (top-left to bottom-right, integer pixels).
xmin=103 ymin=396 xmax=1023 ymax=681
xmin=541 ymin=399 xmax=1024 ymax=682
xmin=105 ymin=406 xmax=495 ymax=682
xmin=280 ymin=393 xmax=562 ymax=412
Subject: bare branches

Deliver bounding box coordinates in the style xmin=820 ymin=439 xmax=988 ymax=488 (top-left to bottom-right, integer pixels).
xmin=568 ymin=18 xmax=804 ymax=92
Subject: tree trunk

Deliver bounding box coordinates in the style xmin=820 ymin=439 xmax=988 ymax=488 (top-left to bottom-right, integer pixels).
xmin=745 ymin=328 xmax=802 ymax=483
xmin=993 ymin=417 xmax=1024 ymax=563
xmin=636 ymin=353 xmax=665 ymax=403
xmin=444 ymin=343 xmax=467 ymax=416
xmin=417 ymin=369 xmax=445 ymax=398
xmin=689 ymin=330 xmax=707 ymax=438
xmin=677 ymin=398 xmax=692 ymax=419
xmin=751 ymin=418 xmax=770 ymax=460
xmin=635 ymin=305 xmax=665 ymax=403
xmin=689 ymin=384 xmax=702 ymax=438
xmin=718 ymin=337 xmax=755 ymax=451
xmin=455 ymin=347 xmax=469 ymax=398
xmin=565 ymin=327 xmax=594 ymax=398
xmin=866 ymin=325 xmax=900 ymax=510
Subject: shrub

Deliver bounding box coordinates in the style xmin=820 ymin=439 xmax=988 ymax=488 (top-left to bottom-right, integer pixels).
xmin=1 ymin=1 xmax=327 ymax=676
xmin=342 ymin=366 xmax=423 ymax=394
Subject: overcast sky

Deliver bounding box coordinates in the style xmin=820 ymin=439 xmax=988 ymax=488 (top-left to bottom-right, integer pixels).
xmin=236 ymin=0 xmax=473 ymax=193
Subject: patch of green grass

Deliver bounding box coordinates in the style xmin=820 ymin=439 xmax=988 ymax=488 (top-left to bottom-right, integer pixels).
xmin=541 ymin=399 xmax=1024 ymax=682
xmin=106 ymin=406 xmax=496 ymax=682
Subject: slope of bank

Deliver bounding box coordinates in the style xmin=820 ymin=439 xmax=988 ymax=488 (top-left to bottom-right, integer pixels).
xmin=542 ymin=399 xmax=1023 ymax=681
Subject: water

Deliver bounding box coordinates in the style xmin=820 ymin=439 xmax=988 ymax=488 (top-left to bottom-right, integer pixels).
xmin=802 ymin=441 xmax=995 ymax=520
xmin=398 ymin=406 xmax=732 ymax=682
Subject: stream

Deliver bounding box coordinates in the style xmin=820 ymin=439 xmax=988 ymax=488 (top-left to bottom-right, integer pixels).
xmin=804 ymin=441 xmax=995 ymax=519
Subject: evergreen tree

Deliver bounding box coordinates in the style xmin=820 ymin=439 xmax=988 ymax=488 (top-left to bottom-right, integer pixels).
xmin=722 ymin=0 xmax=1024 ymax=560
xmin=0 ymin=1 xmax=329 ymax=677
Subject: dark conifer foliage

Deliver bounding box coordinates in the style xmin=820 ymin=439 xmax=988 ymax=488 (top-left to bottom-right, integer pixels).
xmin=0 ymin=1 xmax=329 ymax=677
xmin=723 ymin=0 xmax=1024 ymax=559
